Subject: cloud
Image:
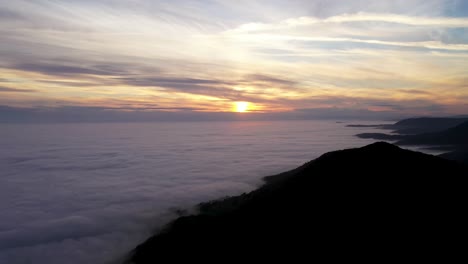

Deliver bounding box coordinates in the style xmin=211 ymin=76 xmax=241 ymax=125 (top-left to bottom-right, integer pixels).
xmin=0 ymin=100 xmax=461 ymax=124
xmin=324 ymin=12 xmax=468 ymax=27
xmin=0 ymin=8 xmax=23 ymax=20
xmin=118 ymin=77 xmax=232 ymax=87
xmin=0 ymin=87 xmax=36 ymax=93
xmin=243 ymin=74 xmax=297 ymax=86
xmin=0 ymin=0 xmax=467 ymax=115
xmin=0 ymin=136 xmax=257 ymax=263
xmin=115 ymin=74 xmax=301 ymax=104
xmin=227 ymin=33 xmax=468 ymax=51
xmin=397 ymin=89 xmax=434 ymax=95
xmin=11 ymin=63 xmax=119 ymax=76
xmin=37 ymin=80 xmax=102 ymax=87
xmin=0 ymin=1 xmax=467 ymax=264
xmin=293 ymin=107 xmax=403 ymax=120
xmin=0 ymin=216 xmax=103 ymax=250
xmin=230 ymin=12 xmax=468 ymax=34
xmin=102 ymin=106 xmax=204 ymax=111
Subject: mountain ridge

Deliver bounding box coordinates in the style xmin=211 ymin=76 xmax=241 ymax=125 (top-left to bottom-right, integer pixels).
xmin=127 ymin=142 xmax=468 ymax=262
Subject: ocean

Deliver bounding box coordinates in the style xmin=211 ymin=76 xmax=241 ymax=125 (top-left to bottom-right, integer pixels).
xmin=0 ymin=120 xmax=391 ymax=263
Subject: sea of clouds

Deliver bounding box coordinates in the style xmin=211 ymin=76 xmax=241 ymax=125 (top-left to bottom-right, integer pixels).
xmin=0 ymin=120 xmax=385 ymax=263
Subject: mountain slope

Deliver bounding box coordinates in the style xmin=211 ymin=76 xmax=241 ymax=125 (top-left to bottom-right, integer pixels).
xmin=128 ymin=142 xmax=468 ymax=262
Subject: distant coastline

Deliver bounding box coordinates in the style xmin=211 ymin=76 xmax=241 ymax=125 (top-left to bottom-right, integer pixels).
xmin=350 ymin=117 xmax=468 ymax=164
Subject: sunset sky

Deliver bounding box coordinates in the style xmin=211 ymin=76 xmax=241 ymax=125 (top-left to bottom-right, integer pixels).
xmin=1 ymin=0 xmax=468 ymax=120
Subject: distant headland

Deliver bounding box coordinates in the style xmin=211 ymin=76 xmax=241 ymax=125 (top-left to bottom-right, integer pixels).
xmin=352 ymin=117 xmax=468 ymax=164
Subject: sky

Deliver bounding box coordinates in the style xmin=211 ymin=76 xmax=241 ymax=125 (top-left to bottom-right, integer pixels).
xmin=1 ymin=0 xmax=468 ymax=121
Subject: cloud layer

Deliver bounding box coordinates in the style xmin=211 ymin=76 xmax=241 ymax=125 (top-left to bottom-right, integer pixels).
xmin=0 ymin=120 xmax=382 ymax=263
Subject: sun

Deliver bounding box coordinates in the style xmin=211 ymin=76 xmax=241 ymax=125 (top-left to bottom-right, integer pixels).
xmin=234 ymin=101 xmax=249 ymax=112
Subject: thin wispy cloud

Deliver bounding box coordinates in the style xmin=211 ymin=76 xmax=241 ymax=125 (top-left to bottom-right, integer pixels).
xmin=229 ymin=12 xmax=468 ymax=33
xmin=0 ymin=0 xmax=467 ymax=117
xmin=0 ymin=87 xmax=35 ymax=93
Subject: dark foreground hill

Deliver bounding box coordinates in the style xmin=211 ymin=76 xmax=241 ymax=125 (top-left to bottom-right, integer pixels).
xmin=127 ymin=142 xmax=467 ymax=262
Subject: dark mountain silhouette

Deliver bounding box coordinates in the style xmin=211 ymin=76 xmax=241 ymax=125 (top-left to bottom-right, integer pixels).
xmin=353 ymin=132 xmax=403 ymax=140
xmin=400 ymin=121 xmax=468 ymax=163
xmin=397 ymin=120 xmax=468 ymax=146
xmin=127 ymin=142 xmax=467 ymax=263
xmin=392 ymin=117 xmax=468 ymax=134
xmin=440 ymin=150 xmax=468 ymax=164
xmin=354 ymin=118 xmax=468 ymax=164
xmin=346 ymin=124 xmax=389 ymax=128
xmin=350 ymin=117 xmax=468 ymax=135
xmin=357 ymin=120 xmax=468 ymax=146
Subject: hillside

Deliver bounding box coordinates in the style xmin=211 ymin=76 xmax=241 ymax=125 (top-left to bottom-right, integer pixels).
xmin=127 ymin=142 xmax=468 ymax=262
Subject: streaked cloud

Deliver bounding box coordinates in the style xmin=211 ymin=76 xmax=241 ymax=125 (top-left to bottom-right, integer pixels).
xmin=0 ymin=0 xmax=467 ymax=119
xmin=229 ymin=12 xmax=468 ymax=34
xmin=226 ymin=34 xmax=468 ymax=51
xmin=0 ymin=86 xmax=36 ymax=93
xmin=11 ymin=63 xmax=119 ymax=76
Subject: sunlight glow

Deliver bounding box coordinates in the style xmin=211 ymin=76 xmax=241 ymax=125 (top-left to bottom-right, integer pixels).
xmin=234 ymin=101 xmax=249 ymax=112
